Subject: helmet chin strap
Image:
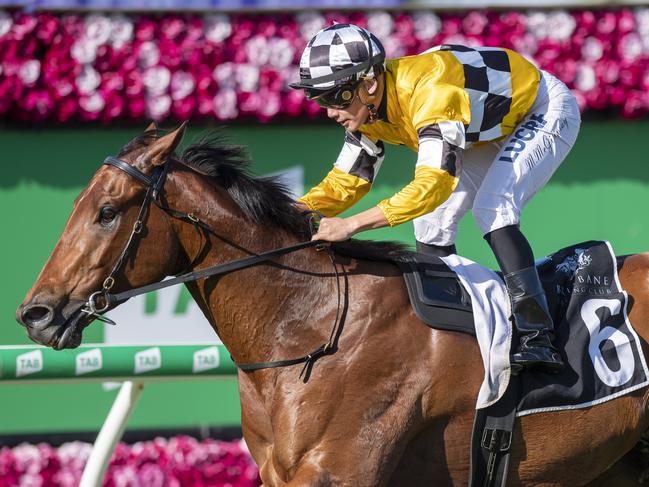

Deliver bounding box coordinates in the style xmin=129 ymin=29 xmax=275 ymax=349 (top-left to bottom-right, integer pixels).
xmin=366 ymin=103 xmax=378 ymax=123
xmin=358 ymin=82 xmax=380 ymax=124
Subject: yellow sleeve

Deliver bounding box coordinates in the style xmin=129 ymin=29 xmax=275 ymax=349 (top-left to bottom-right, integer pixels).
xmin=299 ymin=167 xmax=372 ymax=217
xmin=376 ymin=165 xmax=458 ymax=226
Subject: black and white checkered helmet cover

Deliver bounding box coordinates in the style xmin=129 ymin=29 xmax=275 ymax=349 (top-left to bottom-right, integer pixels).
xmin=295 ymin=24 xmax=385 ymax=90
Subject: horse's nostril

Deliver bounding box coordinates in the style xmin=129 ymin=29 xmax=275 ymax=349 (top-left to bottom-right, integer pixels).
xmin=21 ymin=304 xmax=54 ymax=328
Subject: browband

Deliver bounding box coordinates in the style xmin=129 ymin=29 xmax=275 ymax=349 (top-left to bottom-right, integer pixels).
xmin=103 ymin=156 xmax=152 ymax=187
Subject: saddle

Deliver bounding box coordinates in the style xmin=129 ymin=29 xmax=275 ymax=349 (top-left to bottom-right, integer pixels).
xmin=397 ymin=253 xmax=475 ymax=335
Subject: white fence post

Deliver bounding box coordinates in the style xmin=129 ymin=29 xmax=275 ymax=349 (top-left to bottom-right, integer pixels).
xmin=79 ymin=381 xmax=145 ymax=487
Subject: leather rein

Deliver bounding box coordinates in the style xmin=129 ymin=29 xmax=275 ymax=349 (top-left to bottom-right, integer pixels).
xmin=80 ymin=155 xmax=342 ymax=380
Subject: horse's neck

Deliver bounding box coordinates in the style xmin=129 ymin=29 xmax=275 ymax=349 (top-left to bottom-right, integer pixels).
xmin=167 ymin=171 xmax=335 ymax=366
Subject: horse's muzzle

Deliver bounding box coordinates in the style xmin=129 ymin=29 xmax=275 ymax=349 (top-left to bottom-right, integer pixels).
xmin=16 ymin=298 xmax=87 ymax=349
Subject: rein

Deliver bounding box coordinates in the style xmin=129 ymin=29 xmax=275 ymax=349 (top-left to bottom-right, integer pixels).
xmin=81 ymin=156 xmax=342 ymax=381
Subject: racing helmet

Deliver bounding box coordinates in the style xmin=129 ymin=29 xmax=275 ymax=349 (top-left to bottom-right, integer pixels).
xmin=289 ymin=24 xmax=386 ymax=103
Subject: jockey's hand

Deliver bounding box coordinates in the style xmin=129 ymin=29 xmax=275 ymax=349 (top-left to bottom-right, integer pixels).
xmin=311 ymin=217 xmax=355 ymax=242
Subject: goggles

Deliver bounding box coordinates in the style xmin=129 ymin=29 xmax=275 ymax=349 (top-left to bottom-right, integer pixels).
xmin=308 ymin=82 xmax=360 ymax=109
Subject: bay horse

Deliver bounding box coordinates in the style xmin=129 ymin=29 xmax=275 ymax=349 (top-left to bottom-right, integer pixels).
xmin=16 ymin=123 xmax=649 ymax=486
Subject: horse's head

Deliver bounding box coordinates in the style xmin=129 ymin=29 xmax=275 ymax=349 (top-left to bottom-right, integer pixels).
xmin=16 ymin=123 xmax=188 ymax=349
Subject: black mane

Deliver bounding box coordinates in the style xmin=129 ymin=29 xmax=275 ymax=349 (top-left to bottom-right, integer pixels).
xmin=176 ymin=130 xmax=414 ymax=263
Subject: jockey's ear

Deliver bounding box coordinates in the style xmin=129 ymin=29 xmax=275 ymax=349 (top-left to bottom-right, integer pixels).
xmin=141 ymin=121 xmax=187 ymax=167
xmin=365 ymin=77 xmax=380 ymax=96
xmin=145 ymin=121 xmax=158 ymax=133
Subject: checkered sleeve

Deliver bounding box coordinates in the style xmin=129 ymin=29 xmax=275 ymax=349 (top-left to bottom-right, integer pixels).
xmin=299 ymin=131 xmax=385 ymax=217
xmin=376 ymin=122 xmax=461 ymax=226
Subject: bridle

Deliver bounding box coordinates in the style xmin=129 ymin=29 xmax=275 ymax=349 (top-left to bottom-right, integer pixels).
xmin=82 ymin=156 xmax=170 ymax=324
xmin=80 ymin=155 xmax=343 ymax=381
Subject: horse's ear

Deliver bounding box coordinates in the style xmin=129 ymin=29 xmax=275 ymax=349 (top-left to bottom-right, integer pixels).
xmin=145 ymin=121 xmax=158 ymax=133
xmin=143 ymin=121 xmax=188 ymax=167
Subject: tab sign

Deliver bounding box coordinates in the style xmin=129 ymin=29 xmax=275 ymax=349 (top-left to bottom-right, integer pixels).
xmin=76 ymin=349 xmax=102 ymax=375
xmin=193 ymin=346 xmax=220 ymax=373
xmin=134 ymin=347 xmax=161 ymax=374
xmin=16 ymin=350 xmax=43 ymax=378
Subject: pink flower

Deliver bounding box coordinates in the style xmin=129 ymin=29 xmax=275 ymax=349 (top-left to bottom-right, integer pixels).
xmin=36 ymin=14 xmax=59 ymax=44
xmin=0 ymin=11 xmax=13 ymax=38
xmin=596 ymin=11 xmax=618 ymax=36
xmin=574 ymin=64 xmax=597 ymax=91
xmin=159 ymin=16 xmax=185 ymax=41
xmin=367 ymin=12 xmax=394 ymax=38
xmin=213 ymin=89 xmax=238 ymax=119
xmin=463 ymin=11 xmax=488 ymax=36
xmin=267 ymin=38 xmax=294 ymax=69
xmin=135 ymin=16 xmax=157 ymax=42
xmin=204 ymin=14 xmax=232 ymax=44
xmin=546 ymin=11 xmax=576 ymax=41
xmin=245 ymin=35 xmax=271 ymax=66
xmin=102 ymin=92 xmax=125 ymax=122
xmin=172 ymin=96 xmax=196 ymax=120
xmin=145 ymin=94 xmax=172 ymax=120
xmin=158 ymin=39 xmax=182 ymax=69
xmin=295 ymin=11 xmax=325 ymax=40
xmin=171 ymin=70 xmax=196 ymax=100
xmin=18 ymin=59 xmax=41 ymax=86
xmin=257 ymin=89 xmax=281 ymax=121
xmin=622 ymin=90 xmax=648 ymax=118
xmin=71 ymin=39 xmax=97 ymax=64
xmin=110 ymin=15 xmax=134 ymax=47
xmin=617 ymin=9 xmax=636 ymax=34
xmin=11 ymin=14 xmax=38 ymax=41
xmin=124 ymin=70 xmax=144 ymax=97
xmin=618 ymin=32 xmax=644 ymax=62
xmin=84 ymin=14 xmax=112 ymax=45
xmin=76 ymin=65 xmax=101 ymax=94
xmin=138 ymin=41 xmax=160 ymax=68
xmin=55 ymin=97 xmax=78 ymax=122
xmin=127 ymin=97 xmax=146 ymax=118
xmin=143 ymin=66 xmax=171 ymax=96
xmin=236 ymin=64 xmax=260 ymax=92
xmin=581 ymin=36 xmax=604 ymax=61
xmin=79 ymin=92 xmax=105 ymax=120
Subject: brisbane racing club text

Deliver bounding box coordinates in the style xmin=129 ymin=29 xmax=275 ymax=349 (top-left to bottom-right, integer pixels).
xmin=498 ymin=113 xmax=547 ymax=163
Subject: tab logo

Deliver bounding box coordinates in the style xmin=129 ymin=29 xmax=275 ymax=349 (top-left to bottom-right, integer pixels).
xmin=76 ymin=349 xmax=102 ymax=375
xmin=16 ymin=350 xmax=43 ymax=377
xmin=134 ymin=348 xmax=161 ymax=374
xmin=193 ymin=346 xmax=220 ymax=373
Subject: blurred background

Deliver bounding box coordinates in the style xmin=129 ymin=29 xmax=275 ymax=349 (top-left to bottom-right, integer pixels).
xmin=2 ymin=0 xmax=649 ymax=484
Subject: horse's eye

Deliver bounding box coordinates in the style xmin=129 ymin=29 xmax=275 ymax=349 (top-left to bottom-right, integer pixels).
xmin=99 ymin=206 xmax=117 ymax=226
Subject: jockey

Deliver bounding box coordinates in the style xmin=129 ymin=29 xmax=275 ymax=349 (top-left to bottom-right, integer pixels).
xmin=290 ymin=23 xmax=582 ymax=374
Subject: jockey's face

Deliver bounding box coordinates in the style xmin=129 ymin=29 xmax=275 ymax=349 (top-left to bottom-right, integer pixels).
xmin=326 ymin=94 xmax=370 ymax=132
xmin=325 ymin=77 xmax=382 ymax=132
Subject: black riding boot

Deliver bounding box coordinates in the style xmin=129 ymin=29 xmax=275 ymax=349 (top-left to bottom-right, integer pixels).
xmin=504 ymin=266 xmax=564 ymax=373
xmin=485 ymin=225 xmax=564 ymax=374
xmin=416 ymin=241 xmax=457 ymax=258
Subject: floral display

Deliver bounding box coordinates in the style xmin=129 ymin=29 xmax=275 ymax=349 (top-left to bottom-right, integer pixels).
xmin=1 ymin=8 xmax=649 ymax=123
xmin=0 ymin=436 xmax=261 ymax=486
